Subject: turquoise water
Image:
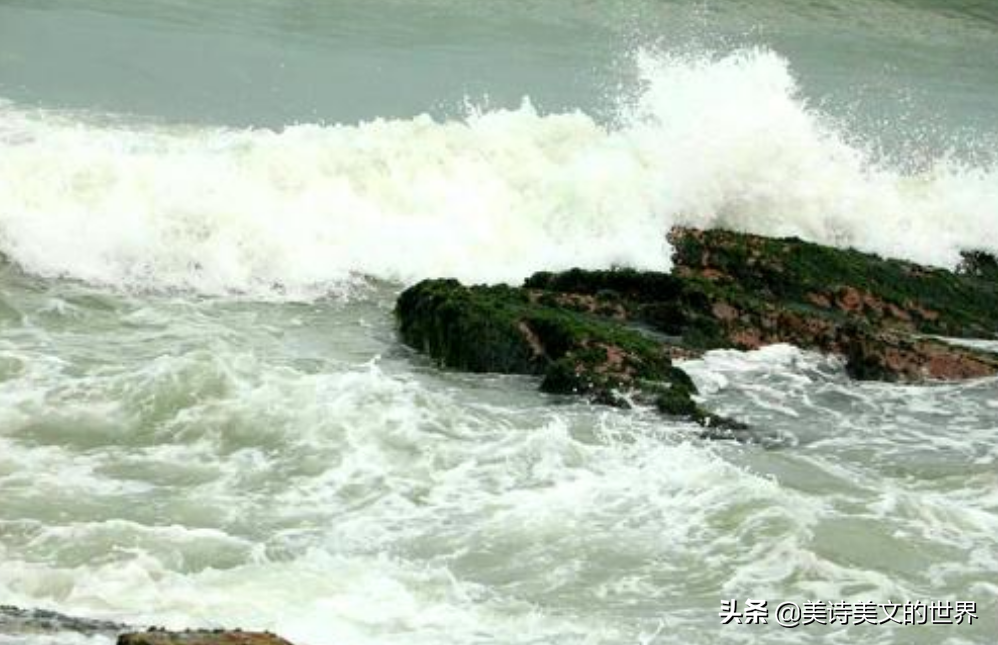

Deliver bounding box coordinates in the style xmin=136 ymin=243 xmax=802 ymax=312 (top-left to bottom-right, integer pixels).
xmin=1 ymin=1 xmax=997 ymax=644
xmin=2 ymin=0 xmax=997 ymax=143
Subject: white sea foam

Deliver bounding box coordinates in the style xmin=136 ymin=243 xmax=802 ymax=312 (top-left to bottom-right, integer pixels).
xmin=0 ymin=48 xmax=995 ymax=297
xmin=0 ymin=339 xmax=821 ymax=644
xmin=2 ymin=301 xmax=996 ymax=644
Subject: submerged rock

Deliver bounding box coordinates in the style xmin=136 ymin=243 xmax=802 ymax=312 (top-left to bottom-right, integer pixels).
xmin=119 ymin=630 xmax=294 ymax=645
xmin=396 ymin=227 xmax=998 ymax=428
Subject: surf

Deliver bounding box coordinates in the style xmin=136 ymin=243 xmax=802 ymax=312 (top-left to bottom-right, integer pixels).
xmin=0 ymin=48 xmax=995 ymax=299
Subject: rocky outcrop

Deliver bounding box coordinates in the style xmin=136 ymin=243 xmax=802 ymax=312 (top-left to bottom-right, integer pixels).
xmin=0 ymin=605 xmax=128 ymax=637
xmin=839 ymin=329 xmax=998 ymax=381
xmin=0 ymin=606 xmax=296 ymax=645
xmin=669 ymin=227 xmax=998 ymax=340
xmin=396 ymin=227 xmax=998 ymax=427
xmin=119 ymin=629 xmax=294 ymax=645
xmin=958 ymin=249 xmax=998 ymax=282
xmin=396 ymin=279 xmax=740 ymax=428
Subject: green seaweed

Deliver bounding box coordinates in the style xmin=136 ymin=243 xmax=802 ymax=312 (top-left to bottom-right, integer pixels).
xmin=396 ymin=278 xmax=716 ymax=423
xmin=396 ymin=227 xmax=998 ymax=433
xmin=958 ymin=250 xmax=998 ymax=282
xmin=671 ymin=228 xmax=998 ymax=338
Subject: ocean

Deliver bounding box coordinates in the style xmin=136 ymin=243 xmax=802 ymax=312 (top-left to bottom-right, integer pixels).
xmin=0 ymin=1 xmax=996 ymax=643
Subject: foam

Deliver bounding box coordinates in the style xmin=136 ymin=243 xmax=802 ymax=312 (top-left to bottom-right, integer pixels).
xmin=0 ymin=48 xmax=994 ymax=298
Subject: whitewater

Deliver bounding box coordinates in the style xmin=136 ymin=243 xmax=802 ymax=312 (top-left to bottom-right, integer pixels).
xmin=1 ymin=49 xmax=996 ymax=296
xmin=1 ymin=1 xmax=997 ymax=644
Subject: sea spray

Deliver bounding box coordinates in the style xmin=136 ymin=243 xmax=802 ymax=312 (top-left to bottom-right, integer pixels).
xmin=0 ymin=48 xmax=995 ymax=298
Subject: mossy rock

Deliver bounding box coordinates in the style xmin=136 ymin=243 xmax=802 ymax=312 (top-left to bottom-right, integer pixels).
xmin=396 ymin=227 xmax=998 ymax=435
xmin=958 ymin=250 xmax=998 ymax=282
xmin=396 ymin=278 xmax=722 ymax=424
xmin=670 ymin=227 xmax=998 ymax=338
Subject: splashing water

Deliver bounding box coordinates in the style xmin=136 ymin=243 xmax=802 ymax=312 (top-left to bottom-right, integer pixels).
xmin=0 ymin=49 xmax=995 ymax=298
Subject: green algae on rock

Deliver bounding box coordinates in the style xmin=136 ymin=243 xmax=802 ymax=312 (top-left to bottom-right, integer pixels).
xmin=396 ymin=227 xmax=998 ymax=429
xmin=669 ymin=227 xmax=998 ymax=339
xmin=396 ymin=277 xmax=738 ymax=428
xmin=958 ymin=249 xmax=998 ymax=282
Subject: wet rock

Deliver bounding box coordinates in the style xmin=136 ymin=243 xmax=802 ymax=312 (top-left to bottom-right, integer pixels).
xmin=396 ymin=278 xmax=734 ymax=427
xmin=396 ymin=227 xmax=998 ymax=429
xmin=668 ymin=227 xmax=998 ymax=338
xmin=838 ymin=327 xmax=998 ymax=381
xmin=0 ymin=607 xmax=297 ymax=645
xmin=118 ymin=629 xmax=294 ymax=645
xmin=958 ymin=249 xmax=998 ymax=281
xmin=0 ymin=605 xmax=129 ymax=636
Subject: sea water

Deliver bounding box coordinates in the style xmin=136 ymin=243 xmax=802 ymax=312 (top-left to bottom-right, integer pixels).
xmin=1 ymin=1 xmax=997 ymax=643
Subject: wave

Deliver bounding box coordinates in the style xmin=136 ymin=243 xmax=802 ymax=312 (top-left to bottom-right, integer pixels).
xmin=0 ymin=48 xmax=995 ymax=298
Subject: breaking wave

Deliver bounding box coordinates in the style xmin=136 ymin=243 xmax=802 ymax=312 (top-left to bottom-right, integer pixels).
xmin=0 ymin=48 xmax=995 ymax=298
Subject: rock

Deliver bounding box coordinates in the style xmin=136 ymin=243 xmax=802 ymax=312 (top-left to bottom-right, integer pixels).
xmin=0 ymin=607 xmax=296 ymax=645
xmin=395 ymin=227 xmax=998 ymax=430
xmin=396 ymin=277 xmax=739 ymax=427
xmin=118 ymin=629 xmax=295 ymax=645
xmin=0 ymin=605 xmax=129 ymax=636
xmin=958 ymin=249 xmax=998 ymax=281
xmin=668 ymin=227 xmax=998 ymax=338
xmin=838 ymin=327 xmax=998 ymax=381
